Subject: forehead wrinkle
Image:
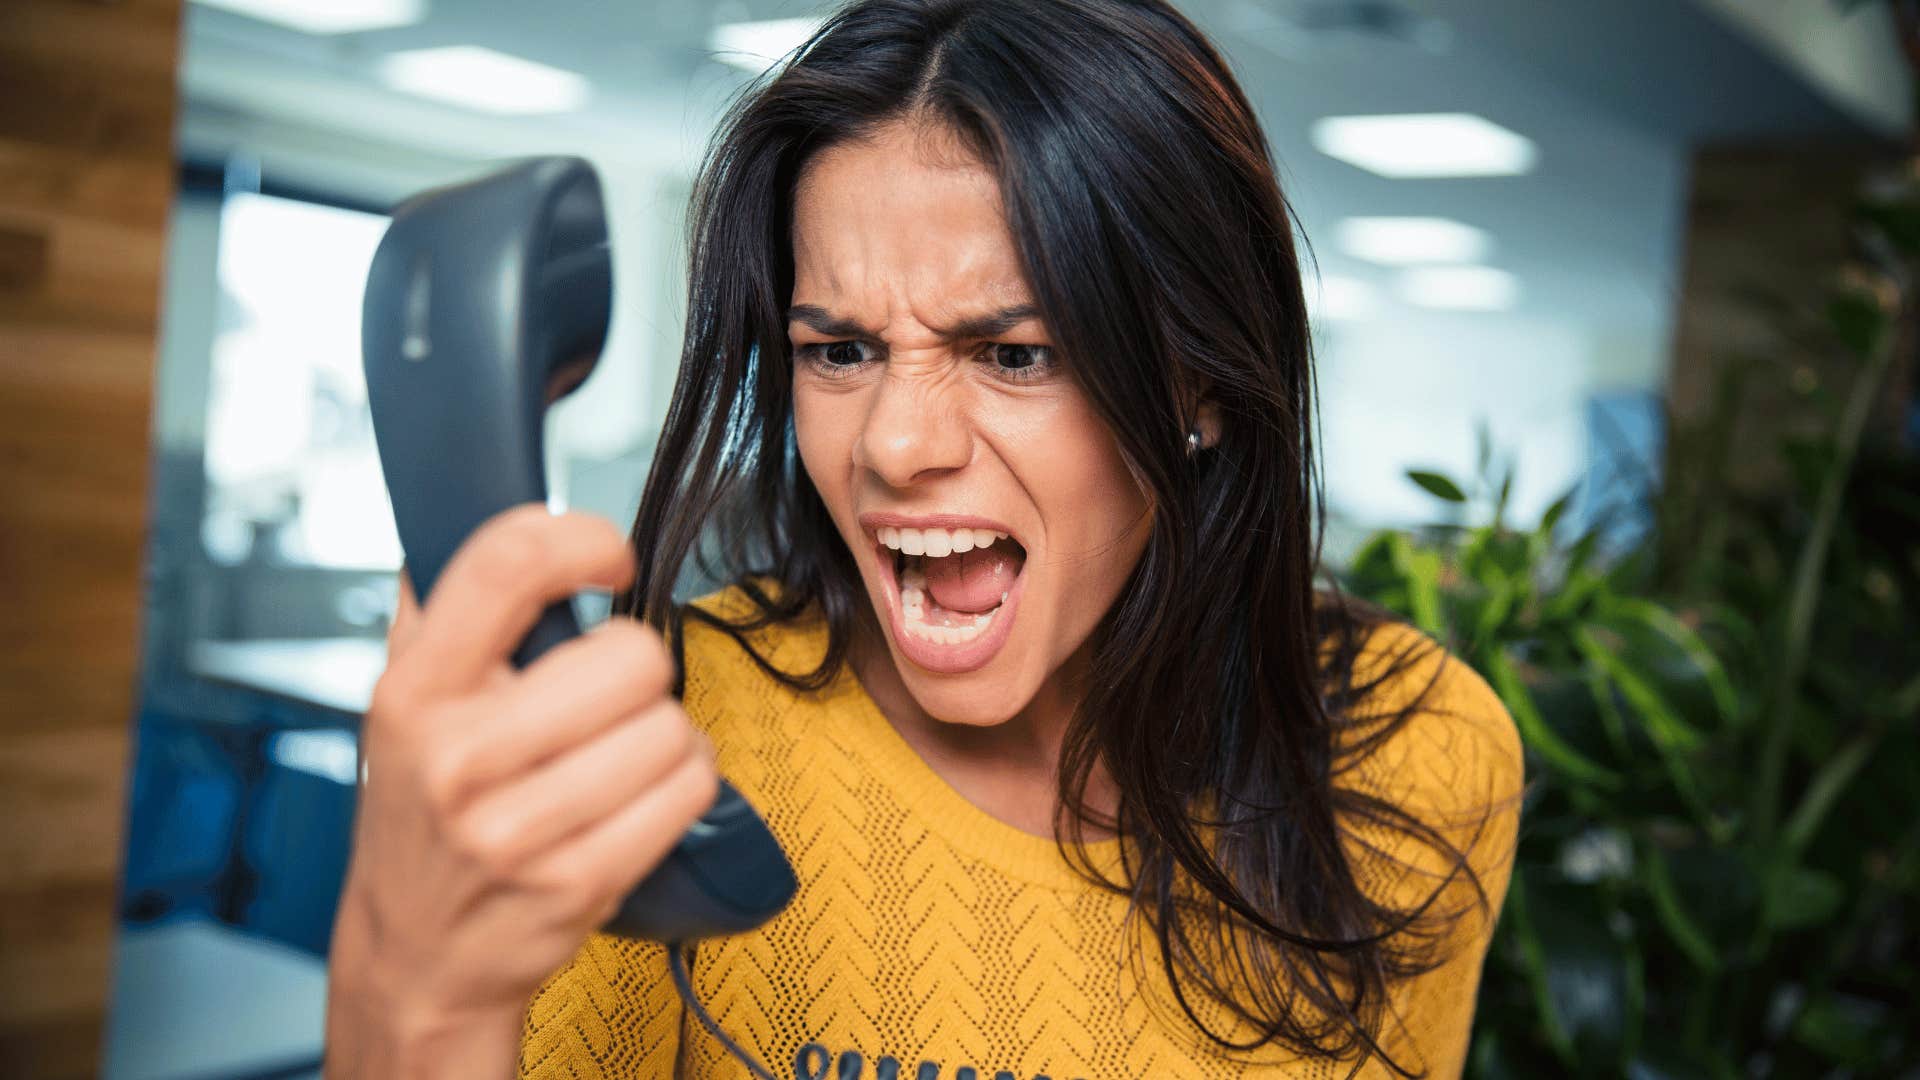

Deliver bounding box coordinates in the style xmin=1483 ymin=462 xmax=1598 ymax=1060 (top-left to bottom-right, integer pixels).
xmin=871 ymin=210 xmax=1012 ymax=340
xmin=797 ymin=240 xmax=1029 ymax=349
xmin=791 ymin=124 xmax=1031 ymax=348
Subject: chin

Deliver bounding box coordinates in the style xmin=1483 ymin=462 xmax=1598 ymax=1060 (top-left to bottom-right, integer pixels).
xmin=890 ymin=662 xmax=1038 ymax=727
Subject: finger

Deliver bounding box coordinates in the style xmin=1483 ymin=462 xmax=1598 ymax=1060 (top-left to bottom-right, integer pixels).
xmin=524 ymin=748 xmax=719 ymax=909
xmin=377 ymin=562 xmax=515 ymax=721
xmin=456 ymin=700 xmax=699 ymax=874
xmin=438 ymin=616 xmax=676 ymax=796
xmin=399 ymin=505 xmax=637 ymax=700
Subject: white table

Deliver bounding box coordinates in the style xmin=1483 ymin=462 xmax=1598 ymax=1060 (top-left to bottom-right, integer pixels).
xmin=186 ymin=637 xmax=387 ymax=717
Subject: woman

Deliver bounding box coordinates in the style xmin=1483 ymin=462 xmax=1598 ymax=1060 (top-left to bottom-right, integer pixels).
xmin=325 ymin=0 xmax=1524 ymax=1077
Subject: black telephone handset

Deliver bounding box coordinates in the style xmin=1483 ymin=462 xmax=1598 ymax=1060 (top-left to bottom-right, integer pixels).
xmin=361 ymin=156 xmax=796 ymax=943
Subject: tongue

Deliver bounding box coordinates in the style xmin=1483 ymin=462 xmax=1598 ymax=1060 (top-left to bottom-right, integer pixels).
xmin=924 ymin=541 xmax=1022 ymax=614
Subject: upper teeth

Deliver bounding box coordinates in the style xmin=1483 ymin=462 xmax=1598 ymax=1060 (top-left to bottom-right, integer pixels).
xmin=878 ymin=526 xmax=1008 ymax=557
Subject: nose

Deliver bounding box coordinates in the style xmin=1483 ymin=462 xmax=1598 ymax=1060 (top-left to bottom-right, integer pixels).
xmin=855 ymin=365 xmax=970 ymax=489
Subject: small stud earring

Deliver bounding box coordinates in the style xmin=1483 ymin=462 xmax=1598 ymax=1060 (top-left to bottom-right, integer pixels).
xmin=1186 ymin=429 xmax=1202 ymax=455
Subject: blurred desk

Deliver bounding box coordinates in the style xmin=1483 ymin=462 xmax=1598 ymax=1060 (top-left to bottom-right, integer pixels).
xmin=138 ymin=638 xmax=374 ymax=950
xmin=105 ymin=919 xmax=325 ymax=1080
xmin=187 ymin=638 xmax=385 ymax=718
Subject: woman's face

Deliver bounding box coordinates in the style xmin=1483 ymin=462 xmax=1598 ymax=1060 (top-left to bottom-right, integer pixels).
xmin=790 ymin=120 xmax=1153 ymax=727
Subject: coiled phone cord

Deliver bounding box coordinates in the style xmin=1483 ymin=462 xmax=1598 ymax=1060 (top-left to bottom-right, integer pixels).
xmin=667 ymin=941 xmax=780 ymax=1080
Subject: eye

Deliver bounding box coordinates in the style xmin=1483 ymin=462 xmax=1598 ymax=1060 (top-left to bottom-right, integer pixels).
xmin=981 ymin=342 xmax=1056 ymax=381
xmin=794 ymin=340 xmax=875 ymax=378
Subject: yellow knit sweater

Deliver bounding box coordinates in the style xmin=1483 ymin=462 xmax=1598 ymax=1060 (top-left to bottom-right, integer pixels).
xmin=519 ymin=587 xmax=1523 ymax=1079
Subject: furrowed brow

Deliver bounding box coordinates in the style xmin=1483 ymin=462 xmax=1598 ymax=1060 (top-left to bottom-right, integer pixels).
xmin=785 ymin=303 xmax=1041 ymax=341
xmin=786 ymin=304 xmax=873 ymax=340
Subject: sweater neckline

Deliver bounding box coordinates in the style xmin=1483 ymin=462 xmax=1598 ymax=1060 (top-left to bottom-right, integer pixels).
xmin=820 ymin=657 xmax=1130 ymax=892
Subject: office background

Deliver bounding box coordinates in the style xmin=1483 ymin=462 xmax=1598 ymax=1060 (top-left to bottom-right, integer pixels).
xmin=1 ymin=0 xmax=1915 ymax=1077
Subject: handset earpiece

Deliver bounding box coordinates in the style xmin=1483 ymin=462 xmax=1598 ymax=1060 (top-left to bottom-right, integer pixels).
xmin=362 ymin=156 xmax=602 ymax=667
xmin=363 ymin=156 xmax=796 ymax=941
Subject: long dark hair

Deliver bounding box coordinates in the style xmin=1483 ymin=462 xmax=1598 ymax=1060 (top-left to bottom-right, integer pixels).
xmin=614 ymin=0 xmax=1498 ymax=1073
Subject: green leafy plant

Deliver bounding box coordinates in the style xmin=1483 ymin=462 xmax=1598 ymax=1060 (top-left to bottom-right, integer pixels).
xmin=1342 ymin=169 xmax=1920 ymax=1075
xmin=1349 ymin=446 xmax=1738 ymax=1076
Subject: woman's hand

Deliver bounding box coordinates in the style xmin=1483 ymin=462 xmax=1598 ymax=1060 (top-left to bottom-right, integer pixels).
xmin=323 ymin=504 xmax=719 ymax=1079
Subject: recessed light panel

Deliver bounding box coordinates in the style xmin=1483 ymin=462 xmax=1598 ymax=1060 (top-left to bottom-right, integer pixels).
xmin=1307 ymin=274 xmax=1378 ymax=322
xmin=1399 ymin=266 xmax=1520 ymax=311
xmin=710 ymin=17 xmax=825 ymax=73
xmin=377 ymin=46 xmax=591 ymax=115
xmin=1312 ymin=113 xmax=1538 ymax=179
xmin=1336 ymin=216 xmax=1491 ymax=266
xmin=193 ymin=0 xmax=426 ymax=35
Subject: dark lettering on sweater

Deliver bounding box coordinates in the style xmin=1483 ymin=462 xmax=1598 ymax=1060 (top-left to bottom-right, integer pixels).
xmin=793 ymin=1041 xmax=1084 ymax=1080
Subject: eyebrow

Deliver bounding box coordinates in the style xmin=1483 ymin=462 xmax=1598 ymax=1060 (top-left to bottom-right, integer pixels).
xmin=785 ymin=302 xmax=1041 ymax=341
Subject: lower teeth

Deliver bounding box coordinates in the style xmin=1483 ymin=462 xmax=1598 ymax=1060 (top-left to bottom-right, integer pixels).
xmin=900 ymin=572 xmax=998 ymax=645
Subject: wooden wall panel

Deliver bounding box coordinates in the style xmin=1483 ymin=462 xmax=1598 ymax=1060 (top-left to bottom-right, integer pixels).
xmin=1664 ymin=142 xmax=1903 ymax=495
xmin=0 ymin=0 xmax=183 ymax=1076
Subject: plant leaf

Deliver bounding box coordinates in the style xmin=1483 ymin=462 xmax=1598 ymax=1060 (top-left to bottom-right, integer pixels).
xmin=1408 ymin=469 xmax=1469 ymax=503
xmin=1792 ymin=992 xmax=1890 ymax=1067
xmin=1540 ymin=487 xmax=1575 ymax=537
xmin=1529 ymin=876 xmax=1633 ymax=1067
xmin=1639 ymin=840 xmax=1720 ymax=972
xmin=1598 ymin=597 xmax=1739 ymax=725
xmin=1829 ymin=291 xmax=1887 ymax=358
xmin=1343 ymin=531 xmax=1398 ymax=580
xmin=1471 ymin=576 xmax=1517 ymax=653
xmin=1579 ymin=660 xmax=1635 ymax=761
xmin=1573 ymin=627 xmax=1717 ymax=831
xmin=1482 ymin=648 xmax=1624 ymax=790
xmin=1768 ymin=866 xmax=1845 ymax=932
xmin=1781 ymin=731 xmax=1877 ymax=855
xmin=1504 ymin=872 xmax=1577 ymax=1065
xmin=1573 ymin=627 xmax=1705 ymax=752
xmin=1386 ymin=532 xmax=1446 ymax=638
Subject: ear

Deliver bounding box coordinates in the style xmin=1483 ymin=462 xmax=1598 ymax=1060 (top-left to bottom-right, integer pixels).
xmin=1178 ymin=373 xmax=1222 ymax=451
xmin=1193 ymin=398 xmax=1222 ymax=451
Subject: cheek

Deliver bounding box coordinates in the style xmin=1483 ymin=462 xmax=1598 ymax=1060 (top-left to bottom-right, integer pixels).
xmin=793 ymin=383 xmax=858 ymax=503
xmin=1054 ymin=416 xmax=1149 ymax=541
xmin=1004 ymin=397 xmax=1150 ymax=580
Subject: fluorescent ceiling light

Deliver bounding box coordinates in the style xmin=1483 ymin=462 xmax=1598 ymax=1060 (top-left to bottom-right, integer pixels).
xmin=1312 ymin=113 xmax=1538 ymax=179
xmin=192 ymin=0 xmax=426 ymax=34
xmin=1399 ymin=266 xmax=1519 ymax=311
xmin=710 ymin=16 xmax=825 ymax=73
xmin=1306 ymin=274 xmax=1377 ymax=322
xmin=377 ymin=46 xmax=591 ymax=115
xmin=1336 ymin=216 xmax=1491 ymax=266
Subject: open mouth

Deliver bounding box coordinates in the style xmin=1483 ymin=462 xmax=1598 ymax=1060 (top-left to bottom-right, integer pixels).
xmin=871 ymin=523 xmax=1028 ymax=671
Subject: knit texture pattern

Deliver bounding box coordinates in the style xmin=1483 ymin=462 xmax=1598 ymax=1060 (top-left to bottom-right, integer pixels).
xmin=519 ymin=587 xmax=1523 ymax=1079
